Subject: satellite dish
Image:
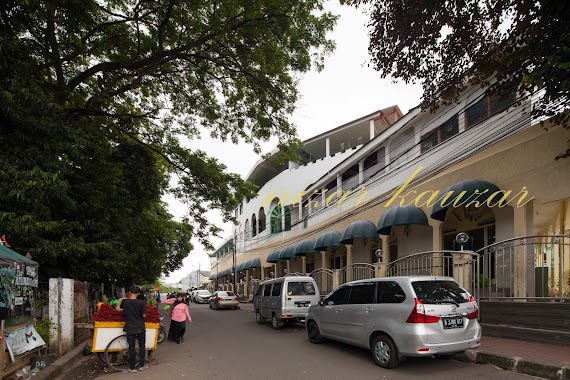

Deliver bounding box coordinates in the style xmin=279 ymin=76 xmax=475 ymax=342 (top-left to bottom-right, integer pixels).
xmin=455 ymin=232 xmax=470 ymax=244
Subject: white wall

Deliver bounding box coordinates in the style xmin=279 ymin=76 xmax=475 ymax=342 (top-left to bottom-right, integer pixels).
xmin=49 ymin=278 xmax=74 ymax=355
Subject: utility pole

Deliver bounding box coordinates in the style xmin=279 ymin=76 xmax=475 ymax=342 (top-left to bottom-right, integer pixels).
xmin=233 ymin=235 xmax=237 ymax=293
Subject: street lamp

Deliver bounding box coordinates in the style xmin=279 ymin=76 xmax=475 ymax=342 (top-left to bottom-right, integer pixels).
xmin=375 ymin=248 xmax=383 ymax=263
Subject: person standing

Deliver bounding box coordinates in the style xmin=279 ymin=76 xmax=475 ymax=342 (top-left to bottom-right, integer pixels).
xmin=120 ymin=285 xmax=148 ymax=373
xmin=165 ymin=292 xmax=192 ymax=343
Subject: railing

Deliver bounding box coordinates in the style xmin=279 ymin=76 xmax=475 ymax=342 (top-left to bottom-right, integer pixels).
xmin=385 ymin=250 xmax=479 ymax=293
xmin=339 ymin=263 xmax=375 ymax=284
xmin=285 ymin=272 xmax=304 ymax=276
xmin=310 ymin=268 xmax=334 ymax=296
xmin=475 ymin=234 xmax=569 ymax=301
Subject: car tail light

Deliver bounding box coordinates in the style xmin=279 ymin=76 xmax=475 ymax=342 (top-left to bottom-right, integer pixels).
xmin=218 ymin=297 xmax=223 ymax=301
xmin=406 ymin=298 xmax=441 ymax=323
xmin=233 ymin=297 xmax=238 ymax=301
xmin=467 ymin=296 xmax=479 ymax=319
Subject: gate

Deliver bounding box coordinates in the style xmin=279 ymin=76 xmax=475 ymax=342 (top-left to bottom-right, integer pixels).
xmin=310 ymin=268 xmax=333 ymax=296
xmin=73 ymin=281 xmax=91 ymax=345
xmin=475 ymin=234 xmax=569 ymax=300
xmin=339 ymin=263 xmax=375 ymax=285
xmin=385 ymin=250 xmax=479 ymax=293
xmin=249 ymin=279 xmax=260 ymax=300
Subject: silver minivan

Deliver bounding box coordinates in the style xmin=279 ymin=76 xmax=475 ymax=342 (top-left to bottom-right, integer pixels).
xmin=253 ymin=276 xmax=320 ymax=329
xmin=305 ymin=276 xmax=481 ymax=368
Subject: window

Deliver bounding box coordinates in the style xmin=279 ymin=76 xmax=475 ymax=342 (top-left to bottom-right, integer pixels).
xmin=239 ymin=204 xmax=243 ymax=215
xmin=255 ymin=286 xmax=263 ymax=297
xmin=251 ymin=214 xmax=257 ymax=237
xmin=270 ymin=205 xmax=283 ymax=233
xmin=347 ymin=283 xmax=376 ymax=304
xmin=390 ymin=128 xmax=415 ymax=168
xmin=325 ymin=286 xmax=350 ymax=305
xmin=263 ymin=285 xmax=271 ymax=296
xmin=465 ymin=93 xmax=516 ymax=129
xmin=377 ymin=281 xmax=406 ymax=303
xmin=284 ymin=206 xmax=292 ymax=231
xmin=244 ymin=220 xmax=250 ymax=240
xmin=258 ymin=207 xmax=266 ymax=233
xmin=305 ymin=262 xmax=315 ymax=273
xmin=287 ymin=282 xmax=316 ymax=296
xmin=420 ymin=117 xmax=459 ymax=153
xmin=412 ymin=280 xmax=469 ymax=304
xmin=271 ymin=282 xmax=282 ymax=297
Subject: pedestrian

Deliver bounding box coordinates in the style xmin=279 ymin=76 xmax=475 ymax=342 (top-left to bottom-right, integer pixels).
xmin=120 ymin=285 xmax=148 ymax=373
xmin=156 ymin=292 xmax=161 ymax=304
xmin=165 ymin=292 xmax=192 ymax=344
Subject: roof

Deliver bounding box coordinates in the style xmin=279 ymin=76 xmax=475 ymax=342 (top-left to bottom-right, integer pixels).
xmin=0 ymin=244 xmax=38 ymax=266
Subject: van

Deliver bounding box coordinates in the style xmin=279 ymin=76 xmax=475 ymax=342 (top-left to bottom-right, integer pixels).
xmin=305 ymin=276 xmax=482 ymax=368
xmin=253 ymin=276 xmax=320 ymax=329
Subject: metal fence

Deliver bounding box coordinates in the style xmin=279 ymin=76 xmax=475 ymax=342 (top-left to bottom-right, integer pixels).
xmin=339 ymin=263 xmax=376 ymax=284
xmin=310 ymin=268 xmax=333 ymax=295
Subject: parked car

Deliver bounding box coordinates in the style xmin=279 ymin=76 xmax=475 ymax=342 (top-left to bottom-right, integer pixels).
xmin=209 ymin=291 xmax=239 ymax=309
xmin=253 ymin=276 xmax=320 ymax=329
xmin=305 ymin=276 xmax=481 ymax=369
xmin=194 ymin=290 xmax=212 ymax=304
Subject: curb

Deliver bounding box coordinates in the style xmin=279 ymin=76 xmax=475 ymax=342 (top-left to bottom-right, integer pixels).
xmin=455 ymin=350 xmax=570 ymax=380
xmin=34 ymin=340 xmax=88 ymax=380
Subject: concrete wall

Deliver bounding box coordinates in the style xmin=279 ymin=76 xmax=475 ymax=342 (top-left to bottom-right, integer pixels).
xmin=49 ymin=278 xmax=74 ymax=356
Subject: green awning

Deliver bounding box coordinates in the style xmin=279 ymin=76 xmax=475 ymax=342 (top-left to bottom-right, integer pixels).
xmin=278 ymin=245 xmax=296 ymax=261
xmin=248 ymin=257 xmax=262 ymax=268
xmin=431 ymin=179 xmax=501 ymax=221
xmin=340 ymin=220 xmax=378 ymax=244
xmin=0 ymin=244 xmax=38 ymax=266
xmin=237 ymin=262 xmax=246 ymax=272
xmin=266 ymin=250 xmax=281 ymax=263
xmin=313 ymin=231 xmax=344 ymax=251
xmin=294 ymin=240 xmax=319 ymax=257
xmin=377 ymin=206 xmax=429 ymax=235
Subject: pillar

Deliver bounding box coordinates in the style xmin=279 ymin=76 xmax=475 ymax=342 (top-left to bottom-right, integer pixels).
xmin=326 ymin=137 xmax=330 ymax=157
xmin=302 ymin=257 xmax=307 ymax=275
xmin=358 ymin=160 xmax=364 ymax=184
xmin=513 ymin=200 xmax=534 ymax=298
xmin=286 ymin=261 xmax=291 ymax=275
xmin=49 ymin=278 xmax=74 ymax=356
xmin=346 ymin=245 xmax=353 ymax=282
xmin=245 ymin=270 xmax=250 ymax=297
xmin=430 ymin=220 xmax=443 ymax=276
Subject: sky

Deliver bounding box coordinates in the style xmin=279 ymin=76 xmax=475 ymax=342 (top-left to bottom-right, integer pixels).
xmin=164 ymin=2 xmax=423 ymax=285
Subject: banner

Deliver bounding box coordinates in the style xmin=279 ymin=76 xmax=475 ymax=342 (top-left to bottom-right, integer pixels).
xmin=5 ymin=325 xmax=46 ymax=361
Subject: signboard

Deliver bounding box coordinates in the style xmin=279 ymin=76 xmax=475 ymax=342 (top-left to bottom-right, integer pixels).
xmin=5 ymin=325 xmax=46 ymax=361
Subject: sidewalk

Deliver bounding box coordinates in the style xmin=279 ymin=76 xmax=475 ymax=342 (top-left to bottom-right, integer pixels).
xmin=238 ymin=301 xmax=569 ymax=379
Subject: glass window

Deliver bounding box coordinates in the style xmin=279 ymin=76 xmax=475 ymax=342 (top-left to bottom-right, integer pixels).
xmin=347 ymin=284 xmax=376 ymax=304
xmin=263 ymin=285 xmax=271 ymax=297
xmin=465 ymin=97 xmax=489 ymax=128
xmin=255 ymin=286 xmax=263 ymax=297
xmin=218 ymin=291 xmax=228 ymax=296
xmin=287 ymin=282 xmax=316 ymax=296
xmin=420 ymin=131 xmax=438 ymax=153
xmin=377 ymin=281 xmax=406 ymax=303
xmin=412 ymin=280 xmax=469 ymax=305
xmin=490 ymin=94 xmax=515 ymax=115
xmin=225 ymin=291 xmax=235 ymax=296
xmin=271 ymin=282 xmax=282 ymax=297
xmin=325 ymin=286 xmax=350 ymax=306
xmin=439 ymin=117 xmax=459 ymax=142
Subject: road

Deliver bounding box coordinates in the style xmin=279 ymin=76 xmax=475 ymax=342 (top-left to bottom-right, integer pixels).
xmin=73 ymin=303 xmax=540 ymax=380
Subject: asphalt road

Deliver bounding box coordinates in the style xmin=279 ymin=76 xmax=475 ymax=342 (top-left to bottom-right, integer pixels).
xmin=78 ymin=303 xmax=540 ymax=380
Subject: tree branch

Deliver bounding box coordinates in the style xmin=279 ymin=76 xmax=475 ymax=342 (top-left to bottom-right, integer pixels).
xmin=46 ymin=1 xmax=65 ymax=88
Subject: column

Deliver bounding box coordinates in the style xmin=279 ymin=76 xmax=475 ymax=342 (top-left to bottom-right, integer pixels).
xmin=337 ymin=175 xmax=342 ymax=191
xmin=346 ymin=245 xmax=353 ymax=282
xmin=358 ymin=160 xmax=364 ymax=184
xmin=245 ymin=270 xmax=250 ymax=297
xmin=370 ymin=119 xmax=375 ymax=140
xmin=326 ymin=137 xmax=330 ymax=157
xmin=286 ymin=261 xmax=291 ymax=275
xmin=302 ymin=257 xmax=307 ymax=275
xmin=513 ymin=200 xmax=534 ymax=298
xmin=430 ymin=220 xmax=443 ymax=276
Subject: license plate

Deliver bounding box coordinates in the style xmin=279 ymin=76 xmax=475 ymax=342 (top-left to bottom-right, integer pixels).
xmin=442 ymin=317 xmax=464 ymax=329
xmin=295 ymin=302 xmax=309 ymax=307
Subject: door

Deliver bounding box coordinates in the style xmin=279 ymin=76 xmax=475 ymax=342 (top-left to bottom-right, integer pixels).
xmin=261 ymin=284 xmax=272 ymax=318
xmin=283 ymin=280 xmax=319 ymax=315
xmin=343 ymin=283 xmax=377 ymax=345
xmin=268 ymin=282 xmax=283 ymax=318
xmin=319 ymin=286 xmax=350 ymax=338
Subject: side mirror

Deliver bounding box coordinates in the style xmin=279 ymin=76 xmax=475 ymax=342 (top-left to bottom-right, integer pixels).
xmin=318 ymin=299 xmax=324 ymax=306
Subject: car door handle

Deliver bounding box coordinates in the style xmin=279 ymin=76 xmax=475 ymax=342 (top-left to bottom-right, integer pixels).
xmin=335 ymin=308 xmax=342 ymax=313
xmin=364 ymin=307 xmax=374 ymax=313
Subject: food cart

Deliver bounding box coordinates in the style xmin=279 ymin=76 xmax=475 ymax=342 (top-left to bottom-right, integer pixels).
xmin=90 ymin=302 xmax=161 ymax=371
xmin=0 ymin=242 xmax=42 ymax=379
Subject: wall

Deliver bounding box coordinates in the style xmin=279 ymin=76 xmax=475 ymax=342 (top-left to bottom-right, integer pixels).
xmin=49 ymin=278 xmax=74 ymax=355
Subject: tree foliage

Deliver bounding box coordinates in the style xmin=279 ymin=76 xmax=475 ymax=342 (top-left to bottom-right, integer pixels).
xmin=344 ymin=0 xmax=570 ymax=158
xmin=0 ymin=0 xmax=336 ymax=283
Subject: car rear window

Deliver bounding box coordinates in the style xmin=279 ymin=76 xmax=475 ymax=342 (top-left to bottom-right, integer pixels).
xmin=412 ymin=280 xmax=470 ymax=305
xmin=287 ymin=282 xmax=316 ymax=296
xmin=218 ymin=291 xmax=234 ymax=297
xmin=197 ymin=291 xmax=210 ymax=295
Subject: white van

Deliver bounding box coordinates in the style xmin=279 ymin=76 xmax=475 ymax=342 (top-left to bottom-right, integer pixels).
xmin=253 ymin=276 xmax=320 ymax=329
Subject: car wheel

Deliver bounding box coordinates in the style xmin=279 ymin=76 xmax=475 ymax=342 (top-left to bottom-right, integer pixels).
xmin=256 ymin=310 xmax=265 ymax=324
xmin=307 ymin=321 xmax=324 ymax=344
xmin=271 ymin=314 xmax=283 ymax=330
xmin=371 ymin=335 xmax=399 ymax=369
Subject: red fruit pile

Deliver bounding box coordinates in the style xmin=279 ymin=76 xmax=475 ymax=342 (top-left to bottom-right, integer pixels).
xmin=93 ymin=303 xmax=125 ymax=322
xmin=144 ymin=304 xmax=160 ymax=323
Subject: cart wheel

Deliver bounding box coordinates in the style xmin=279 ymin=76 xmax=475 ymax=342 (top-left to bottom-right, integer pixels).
xmin=96 ymin=352 xmax=106 ymax=364
xmin=157 ymin=326 xmax=167 ymax=343
xmin=104 ymin=334 xmax=143 ymax=372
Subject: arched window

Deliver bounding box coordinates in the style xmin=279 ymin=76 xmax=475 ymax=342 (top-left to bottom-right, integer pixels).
xmin=244 ymin=220 xmax=250 ymax=240
xmin=270 ymin=205 xmax=283 ymax=234
xmin=251 ymin=214 xmax=257 ymax=237
xmin=258 ymin=207 xmax=266 ymax=233
xmin=284 ymin=206 xmax=292 ymax=231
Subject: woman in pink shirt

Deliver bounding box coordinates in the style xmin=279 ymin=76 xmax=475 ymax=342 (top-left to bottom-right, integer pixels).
xmin=165 ymin=293 xmax=192 ymax=344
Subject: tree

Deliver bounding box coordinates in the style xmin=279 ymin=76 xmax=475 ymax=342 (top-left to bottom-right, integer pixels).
xmin=343 ymin=0 xmax=570 ymax=158
xmin=0 ymin=0 xmax=337 ymax=281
